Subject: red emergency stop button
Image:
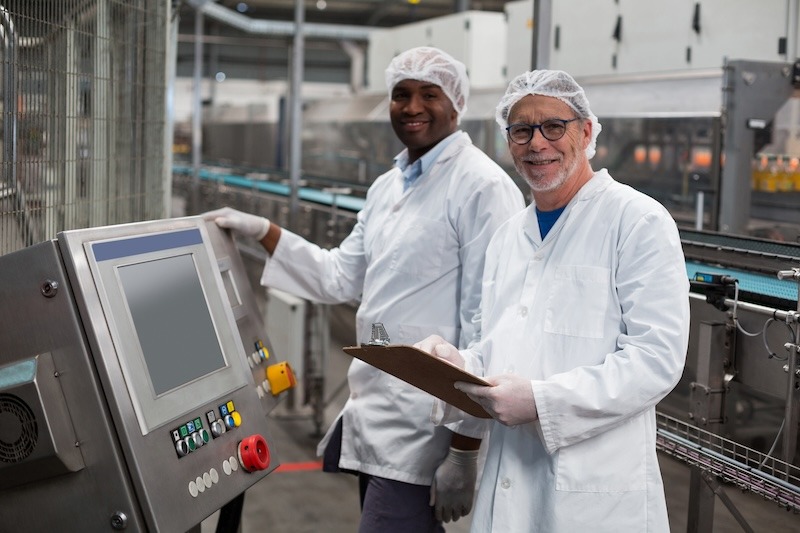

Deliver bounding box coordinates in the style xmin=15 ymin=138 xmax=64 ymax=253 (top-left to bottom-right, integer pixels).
xmin=238 ymin=434 xmax=270 ymax=472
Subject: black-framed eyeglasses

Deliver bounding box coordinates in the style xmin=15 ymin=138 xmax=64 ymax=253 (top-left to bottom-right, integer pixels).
xmin=505 ymin=118 xmax=582 ymax=144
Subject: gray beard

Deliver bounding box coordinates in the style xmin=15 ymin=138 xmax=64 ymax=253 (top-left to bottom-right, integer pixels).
xmin=517 ymin=151 xmax=580 ymax=193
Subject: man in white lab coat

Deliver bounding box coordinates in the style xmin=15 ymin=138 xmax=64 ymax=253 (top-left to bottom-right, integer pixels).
xmin=204 ymin=47 xmax=525 ymax=532
xmin=415 ymin=70 xmax=690 ymax=532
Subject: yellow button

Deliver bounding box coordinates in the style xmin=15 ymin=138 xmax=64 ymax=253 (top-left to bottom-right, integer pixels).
xmin=266 ymin=361 xmax=297 ymax=396
xmin=231 ymin=411 xmax=242 ymax=427
xmin=226 ymin=400 xmax=235 ymax=413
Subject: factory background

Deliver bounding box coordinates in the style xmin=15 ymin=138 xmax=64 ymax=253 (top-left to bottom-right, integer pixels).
xmin=2 ymin=0 xmax=800 ymax=531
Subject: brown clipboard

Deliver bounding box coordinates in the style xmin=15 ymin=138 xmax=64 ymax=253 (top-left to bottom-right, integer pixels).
xmin=342 ymin=344 xmax=492 ymax=418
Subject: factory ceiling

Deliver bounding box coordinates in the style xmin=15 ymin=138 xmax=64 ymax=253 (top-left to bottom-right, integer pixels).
xmin=205 ymin=0 xmax=516 ymax=28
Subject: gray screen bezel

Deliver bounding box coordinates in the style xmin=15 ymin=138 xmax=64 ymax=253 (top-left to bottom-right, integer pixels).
xmin=84 ymin=225 xmax=249 ymax=435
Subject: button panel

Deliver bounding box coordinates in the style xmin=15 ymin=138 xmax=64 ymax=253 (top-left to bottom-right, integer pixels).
xmin=170 ymin=399 xmax=243 ymax=458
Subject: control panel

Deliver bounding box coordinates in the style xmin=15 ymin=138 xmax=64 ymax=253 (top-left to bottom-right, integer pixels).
xmin=0 ymin=217 xmax=295 ymax=532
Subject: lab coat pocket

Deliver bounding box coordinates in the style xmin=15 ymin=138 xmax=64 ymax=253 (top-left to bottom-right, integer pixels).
xmin=388 ymin=217 xmax=447 ymax=279
xmin=555 ymin=418 xmax=646 ymax=492
xmin=544 ymin=265 xmax=610 ymax=339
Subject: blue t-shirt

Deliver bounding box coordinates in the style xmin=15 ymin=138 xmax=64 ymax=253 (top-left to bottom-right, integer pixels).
xmin=536 ymin=206 xmax=565 ymax=239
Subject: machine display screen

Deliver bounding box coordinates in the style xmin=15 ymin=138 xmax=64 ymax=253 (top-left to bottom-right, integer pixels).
xmin=118 ymin=254 xmax=226 ymax=395
xmin=81 ymin=225 xmax=247 ymax=434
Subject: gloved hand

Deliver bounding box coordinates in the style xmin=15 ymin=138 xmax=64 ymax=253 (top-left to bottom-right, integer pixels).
xmin=456 ymin=375 xmax=538 ymax=427
xmin=430 ymin=446 xmax=479 ymax=523
xmin=413 ymin=335 xmax=464 ymax=369
xmin=202 ymin=207 xmax=270 ymax=240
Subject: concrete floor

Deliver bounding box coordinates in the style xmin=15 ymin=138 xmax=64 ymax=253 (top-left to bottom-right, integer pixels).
xmin=199 ymin=303 xmax=800 ymax=533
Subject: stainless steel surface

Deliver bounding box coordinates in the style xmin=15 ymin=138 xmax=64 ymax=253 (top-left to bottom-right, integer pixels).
xmin=0 ymin=239 xmax=147 ymax=531
xmin=0 ymin=218 xmax=286 ymax=532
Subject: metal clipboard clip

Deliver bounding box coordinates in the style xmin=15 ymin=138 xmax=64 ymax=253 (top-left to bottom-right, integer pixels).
xmin=366 ymin=323 xmax=390 ymax=346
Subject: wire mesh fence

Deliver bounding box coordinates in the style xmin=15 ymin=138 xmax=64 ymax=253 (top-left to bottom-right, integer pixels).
xmin=0 ymin=0 xmax=171 ymax=255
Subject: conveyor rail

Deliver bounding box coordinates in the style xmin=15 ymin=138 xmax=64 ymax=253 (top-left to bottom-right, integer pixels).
xmin=657 ymin=413 xmax=800 ymax=513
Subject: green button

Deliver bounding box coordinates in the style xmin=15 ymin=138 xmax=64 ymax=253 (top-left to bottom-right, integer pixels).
xmin=179 ymin=425 xmax=189 ymax=437
xmin=194 ymin=417 xmax=203 ymax=429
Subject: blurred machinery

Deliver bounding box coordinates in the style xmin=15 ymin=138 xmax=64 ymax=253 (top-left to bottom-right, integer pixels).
xmin=0 ymin=217 xmax=296 ymax=531
xmin=663 ymin=230 xmax=800 ymax=528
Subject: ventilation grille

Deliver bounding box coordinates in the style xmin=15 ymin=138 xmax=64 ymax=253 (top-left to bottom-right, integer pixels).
xmin=0 ymin=393 xmax=38 ymax=463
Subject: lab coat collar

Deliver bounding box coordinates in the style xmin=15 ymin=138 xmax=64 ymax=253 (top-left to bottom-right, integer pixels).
xmin=392 ymin=131 xmax=471 ymax=184
xmin=391 ymin=131 xmax=472 ymax=204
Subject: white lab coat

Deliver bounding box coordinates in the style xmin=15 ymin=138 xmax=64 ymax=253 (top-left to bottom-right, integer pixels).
xmin=262 ymin=131 xmax=525 ymax=484
xmin=449 ymin=170 xmax=690 ymax=532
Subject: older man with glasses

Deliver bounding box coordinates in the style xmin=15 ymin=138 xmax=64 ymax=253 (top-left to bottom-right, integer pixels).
xmin=415 ymin=69 xmax=690 ymax=532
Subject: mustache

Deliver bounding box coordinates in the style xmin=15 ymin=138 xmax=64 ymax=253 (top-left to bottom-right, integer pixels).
xmin=518 ymin=154 xmax=561 ymax=164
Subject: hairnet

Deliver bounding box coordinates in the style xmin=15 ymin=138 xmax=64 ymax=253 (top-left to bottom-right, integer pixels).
xmin=385 ymin=46 xmax=469 ymax=123
xmin=495 ymin=70 xmax=602 ymax=159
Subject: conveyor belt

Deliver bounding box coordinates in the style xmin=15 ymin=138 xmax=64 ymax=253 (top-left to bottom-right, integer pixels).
xmin=681 ymin=229 xmax=800 ymax=258
xmin=686 ymin=260 xmax=798 ymax=303
xmin=173 ymin=165 xmax=367 ymax=212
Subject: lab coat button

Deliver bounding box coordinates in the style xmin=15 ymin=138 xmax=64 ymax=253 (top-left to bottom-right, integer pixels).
xmin=519 ymin=306 xmax=528 ymax=317
xmin=501 ymin=478 xmax=511 ymax=489
xmin=533 ymin=253 xmax=544 ymax=261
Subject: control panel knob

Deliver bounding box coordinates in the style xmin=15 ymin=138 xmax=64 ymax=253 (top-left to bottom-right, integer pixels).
xmin=238 ymin=434 xmax=270 ymax=472
xmin=183 ymin=436 xmax=197 ymax=452
xmin=175 ymin=439 xmax=189 ymax=457
xmin=198 ymin=428 xmax=210 ymax=444
xmin=211 ymin=420 xmax=225 ymax=437
xmin=192 ymin=431 xmax=205 ymax=448
xmin=224 ymin=414 xmax=235 ymax=429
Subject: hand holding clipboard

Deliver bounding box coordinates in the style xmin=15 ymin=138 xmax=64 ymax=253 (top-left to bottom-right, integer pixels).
xmin=342 ymin=343 xmax=491 ymax=418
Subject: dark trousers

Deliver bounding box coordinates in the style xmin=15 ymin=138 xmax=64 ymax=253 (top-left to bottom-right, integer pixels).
xmin=323 ymin=418 xmax=445 ymax=533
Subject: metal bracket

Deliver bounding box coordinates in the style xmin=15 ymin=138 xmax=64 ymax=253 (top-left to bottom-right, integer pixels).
xmin=689 ymin=382 xmax=727 ymax=426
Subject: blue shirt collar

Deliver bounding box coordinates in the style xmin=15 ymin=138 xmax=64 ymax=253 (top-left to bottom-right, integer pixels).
xmin=394 ymin=131 xmax=461 ymax=190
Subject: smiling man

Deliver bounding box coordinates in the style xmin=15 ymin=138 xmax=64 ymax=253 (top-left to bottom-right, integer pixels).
xmin=203 ymin=47 xmax=524 ymax=532
xmin=415 ymin=70 xmax=690 ymax=532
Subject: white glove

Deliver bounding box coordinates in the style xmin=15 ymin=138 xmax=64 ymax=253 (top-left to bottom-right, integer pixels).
xmin=202 ymin=207 xmax=270 ymax=240
xmin=413 ymin=335 xmax=464 ymax=369
xmin=429 ymin=446 xmax=479 ymax=523
xmin=456 ymin=375 xmax=538 ymax=427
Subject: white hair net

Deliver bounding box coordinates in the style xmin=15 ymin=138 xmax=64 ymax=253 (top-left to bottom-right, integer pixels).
xmin=385 ymin=46 xmax=469 ymax=123
xmin=495 ymin=70 xmax=602 ymax=159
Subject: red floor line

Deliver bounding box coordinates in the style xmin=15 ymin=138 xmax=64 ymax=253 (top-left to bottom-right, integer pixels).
xmin=274 ymin=460 xmax=323 ymax=473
